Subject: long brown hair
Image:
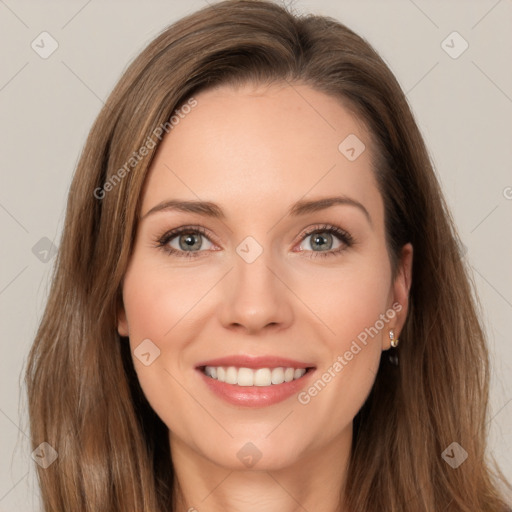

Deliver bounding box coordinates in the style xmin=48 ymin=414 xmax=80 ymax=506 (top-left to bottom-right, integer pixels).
xmin=25 ymin=1 xmax=511 ymax=510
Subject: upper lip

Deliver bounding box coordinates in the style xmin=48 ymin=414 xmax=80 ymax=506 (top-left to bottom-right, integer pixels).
xmin=196 ymin=355 xmax=316 ymax=370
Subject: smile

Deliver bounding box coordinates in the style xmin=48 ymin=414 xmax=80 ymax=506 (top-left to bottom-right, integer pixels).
xmin=202 ymin=366 xmax=310 ymax=386
xmin=195 ymin=355 xmax=316 ymax=406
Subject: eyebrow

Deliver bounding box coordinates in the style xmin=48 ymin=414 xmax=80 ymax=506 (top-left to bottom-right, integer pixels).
xmin=142 ymin=195 xmax=372 ymax=225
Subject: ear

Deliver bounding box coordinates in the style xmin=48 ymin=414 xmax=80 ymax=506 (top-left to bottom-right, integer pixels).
xmin=117 ymin=295 xmax=129 ymax=337
xmin=384 ymin=242 xmax=413 ymax=349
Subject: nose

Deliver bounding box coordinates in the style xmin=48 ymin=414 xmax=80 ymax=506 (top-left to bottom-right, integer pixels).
xmin=218 ymin=245 xmax=294 ymax=335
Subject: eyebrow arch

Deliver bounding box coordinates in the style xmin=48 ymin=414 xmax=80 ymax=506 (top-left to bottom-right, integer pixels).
xmin=289 ymin=196 xmax=371 ymax=225
xmin=142 ymin=195 xmax=372 ymax=225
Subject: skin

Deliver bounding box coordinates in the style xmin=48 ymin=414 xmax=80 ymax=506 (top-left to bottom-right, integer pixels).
xmin=118 ymin=81 xmax=413 ymax=512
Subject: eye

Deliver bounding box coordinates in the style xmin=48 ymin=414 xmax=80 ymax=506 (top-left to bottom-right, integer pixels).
xmin=154 ymin=223 xmax=354 ymax=259
xmin=155 ymin=225 xmax=215 ymax=258
xmin=295 ymin=224 xmax=354 ymax=258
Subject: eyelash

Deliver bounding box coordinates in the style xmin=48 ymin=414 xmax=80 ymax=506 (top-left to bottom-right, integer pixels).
xmin=154 ymin=224 xmax=354 ymax=259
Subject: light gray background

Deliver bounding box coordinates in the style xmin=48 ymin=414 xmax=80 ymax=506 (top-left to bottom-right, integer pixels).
xmin=1 ymin=0 xmax=511 ymax=509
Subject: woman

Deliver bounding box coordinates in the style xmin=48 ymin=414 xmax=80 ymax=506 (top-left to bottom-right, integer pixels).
xmin=25 ymin=0 xmax=512 ymax=510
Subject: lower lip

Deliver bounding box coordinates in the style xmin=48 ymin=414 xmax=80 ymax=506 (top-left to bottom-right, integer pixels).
xmin=197 ymin=368 xmax=315 ymax=407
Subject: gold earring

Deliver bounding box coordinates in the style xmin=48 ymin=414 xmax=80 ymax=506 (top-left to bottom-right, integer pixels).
xmin=389 ymin=329 xmax=399 ymax=348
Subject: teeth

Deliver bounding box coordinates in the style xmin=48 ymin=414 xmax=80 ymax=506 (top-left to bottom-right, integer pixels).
xmin=225 ymin=366 xmax=238 ymax=385
xmin=203 ymin=366 xmax=307 ymax=386
xmin=254 ymin=368 xmax=271 ymax=386
xmin=204 ymin=366 xmax=216 ymax=378
xmin=271 ymin=367 xmax=285 ymax=385
xmin=284 ymin=368 xmax=295 ymax=382
xmin=238 ymin=367 xmax=254 ymax=386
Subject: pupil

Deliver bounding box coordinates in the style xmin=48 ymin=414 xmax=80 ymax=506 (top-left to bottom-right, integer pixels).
xmin=312 ymin=233 xmax=332 ymax=250
xmin=180 ymin=233 xmax=200 ymax=250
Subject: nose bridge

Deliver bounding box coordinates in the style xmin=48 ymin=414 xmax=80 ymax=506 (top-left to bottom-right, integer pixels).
xmin=233 ymin=233 xmax=279 ymax=303
xmin=219 ymin=232 xmax=293 ymax=332
xmin=234 ymin=236 xmax=274 ymax=290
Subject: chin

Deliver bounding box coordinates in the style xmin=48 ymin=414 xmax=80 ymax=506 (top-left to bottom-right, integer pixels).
xmin=194 ymin=434 xmax=309 ymax=472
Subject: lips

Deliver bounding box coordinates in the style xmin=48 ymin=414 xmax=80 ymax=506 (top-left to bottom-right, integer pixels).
xmin=195 ymin=355 xmax=316 ymax=407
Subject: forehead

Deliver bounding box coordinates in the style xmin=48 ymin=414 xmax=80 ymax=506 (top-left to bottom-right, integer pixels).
xmin=140 ymin=82 xmax=382 ymax=223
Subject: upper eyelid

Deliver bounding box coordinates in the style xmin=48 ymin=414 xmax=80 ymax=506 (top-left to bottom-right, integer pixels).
xmin=158 ymin=225 xmax=217 ymax=244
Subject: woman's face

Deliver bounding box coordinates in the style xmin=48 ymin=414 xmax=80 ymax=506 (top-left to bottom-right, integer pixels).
xmin=118 ymin=82 xmax=412 ymax=471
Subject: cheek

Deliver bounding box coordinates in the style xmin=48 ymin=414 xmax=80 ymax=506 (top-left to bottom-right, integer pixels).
xmin=122 ymin=258 xmax=208 ymax=342
xmin=293 ymin=256 xmax=391 ymax=424
xmin=297 ymin=254 xmax=392 ymax=348
xmin=121 ymin=261 xmax=189 ymax=396
xmin=121 ymin=260 xmax=201 ymax=432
